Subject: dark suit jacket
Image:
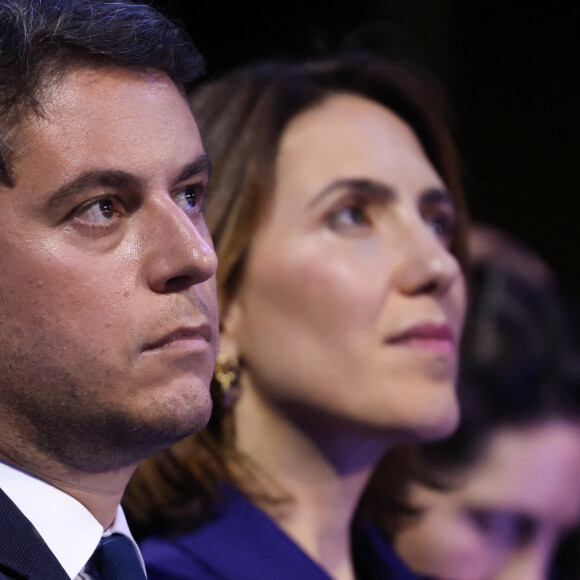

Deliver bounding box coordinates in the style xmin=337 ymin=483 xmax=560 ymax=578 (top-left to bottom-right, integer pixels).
xmin=0 ymin=487 xmax=69 ymax=580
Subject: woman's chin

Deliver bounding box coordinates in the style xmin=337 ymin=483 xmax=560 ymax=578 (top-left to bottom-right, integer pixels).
xmin=413 ymin=397 xmax=460 ymax=442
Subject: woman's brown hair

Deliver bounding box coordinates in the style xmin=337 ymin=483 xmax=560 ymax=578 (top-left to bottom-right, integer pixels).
xmin=124 ymin=51 xmax=468 ymax=539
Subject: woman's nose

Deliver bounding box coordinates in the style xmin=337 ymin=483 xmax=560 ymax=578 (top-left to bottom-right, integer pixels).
xmin=391 ymin=220 xmax=463 ymax=298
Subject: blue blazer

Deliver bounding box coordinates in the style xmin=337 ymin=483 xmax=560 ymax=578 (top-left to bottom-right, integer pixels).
xmin=0 ymin=487 xmax=69 ymax=580
xmin=141 ymin=485 xmax=427 ymax=580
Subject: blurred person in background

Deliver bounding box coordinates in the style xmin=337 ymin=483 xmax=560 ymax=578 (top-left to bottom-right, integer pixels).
xmin=369 ymin=224 xmax=580 ymax=580
xmin=124 ymin=51 xmax=469 ymax=580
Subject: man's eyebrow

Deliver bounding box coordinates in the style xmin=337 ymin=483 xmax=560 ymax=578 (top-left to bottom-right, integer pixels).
xmin=44 ymin=155 xmax=212 ymax=213
xmin=308 ymin=178 xmax=396 ymax=208
xmin=45 ymin=170 xmax=136 ymax=212
xmin=175 ymin=154 xmax=211 ymax=183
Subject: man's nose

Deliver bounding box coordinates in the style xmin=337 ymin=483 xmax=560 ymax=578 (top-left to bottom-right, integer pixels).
xmin=141 ymin=196 xmax=217 ymax=294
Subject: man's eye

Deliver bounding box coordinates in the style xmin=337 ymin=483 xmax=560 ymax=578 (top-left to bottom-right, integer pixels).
xmin=76 ymin=197 xmax=121 ymax=225
xmin=175 ymin=184 xmax=204 ymax=213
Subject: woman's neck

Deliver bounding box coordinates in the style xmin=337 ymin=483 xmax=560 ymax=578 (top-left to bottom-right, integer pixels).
xmin=234 ymin=386 xmax=392 ymax=580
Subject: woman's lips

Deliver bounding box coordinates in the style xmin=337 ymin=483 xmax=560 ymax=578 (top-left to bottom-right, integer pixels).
xmin=386 ymin=323 xmax=456 ymax=356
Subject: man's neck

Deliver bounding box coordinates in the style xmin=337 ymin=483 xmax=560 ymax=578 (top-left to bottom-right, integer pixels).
xmin=46 ymin=468 xmax=136 ymax=529
xmin=0 ymin=450 xmax=136 ymax=529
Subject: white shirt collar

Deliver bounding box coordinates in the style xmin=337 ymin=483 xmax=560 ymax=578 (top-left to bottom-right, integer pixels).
xmin=0 ymin=461 xmax=143 ymax=579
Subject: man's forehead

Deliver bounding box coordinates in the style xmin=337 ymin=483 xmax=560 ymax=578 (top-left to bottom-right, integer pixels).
xmin=18 ymin=65 xmax=192 ymax=141
xmin=39 ymin=64 xmax=182 ymax=115
xmin=2 ymin=64 xmax=202 ymax=197
xmin=11 ymin=65 xmax=185 ymax=153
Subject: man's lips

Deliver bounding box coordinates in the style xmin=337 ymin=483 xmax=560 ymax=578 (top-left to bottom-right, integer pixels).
xmin=386 ymin=323 xmax=456 ymax=355
xmin=142 ymin=324 xmax=212 ymax=352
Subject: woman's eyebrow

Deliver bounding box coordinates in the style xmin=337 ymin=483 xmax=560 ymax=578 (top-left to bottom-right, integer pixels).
xmin=308 ymin=177 xmax=396 ymax=209
xmin=419 ymin=187 xmax=455 ymax=208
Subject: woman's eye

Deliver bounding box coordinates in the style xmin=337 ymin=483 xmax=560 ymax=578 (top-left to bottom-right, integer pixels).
xmin=329 ymin=203 xmax=370 ymax=230
xmin=76 ymin=197 xmax=122 ymax=225
xmin=175 ymin=184 xmax=204 ymax=213
xmin=428 ymin=213 xmax=456 ymax=246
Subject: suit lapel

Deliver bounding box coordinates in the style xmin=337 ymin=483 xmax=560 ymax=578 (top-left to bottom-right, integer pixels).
xmin=0 ymin=487 xmax=69 ymax=579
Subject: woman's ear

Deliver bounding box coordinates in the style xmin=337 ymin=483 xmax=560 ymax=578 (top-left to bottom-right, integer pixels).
xmin=218 ymin=298 xmax=243 ymax=360
xmin=215 ymin=298 xmax=243 ymax=407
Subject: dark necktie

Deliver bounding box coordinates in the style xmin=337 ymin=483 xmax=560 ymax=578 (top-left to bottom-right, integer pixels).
xmin=87 ymin=534 xmax=147 ymax=580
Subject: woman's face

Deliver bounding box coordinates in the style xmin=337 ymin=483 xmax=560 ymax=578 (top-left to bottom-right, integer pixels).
xmin=223 ymin=93 xmax=467 ymax=442
xmin=395 ymin=420 xmax=580 ymax=580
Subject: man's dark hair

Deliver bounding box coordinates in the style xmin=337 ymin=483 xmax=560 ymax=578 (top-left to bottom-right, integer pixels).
xmin=0 ymin=0 xmax=204 ymax=183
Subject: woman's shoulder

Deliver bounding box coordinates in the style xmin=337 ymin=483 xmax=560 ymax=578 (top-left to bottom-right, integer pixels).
xmin=141 ymin=536 xmax=222 ymax=580
xmin=141 ymin=488 xmax=430 ymax=580
xmin=140 ymin=485 xmax=333 ymax=580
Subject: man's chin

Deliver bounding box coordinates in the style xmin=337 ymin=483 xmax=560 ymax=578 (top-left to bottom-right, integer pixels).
xmin=51 ymin=398 xmax=214 ymax=473
xmin=136 ymin=397 xmax=213 ymax=453
xmin=159 ymin=399 xmax=213 ymax=444
xmin=136 ymin=381 xmax=214 ymax=442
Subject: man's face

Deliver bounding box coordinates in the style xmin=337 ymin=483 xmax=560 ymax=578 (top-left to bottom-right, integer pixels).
xmin=0 ymin=67 xmax=218 ymax=472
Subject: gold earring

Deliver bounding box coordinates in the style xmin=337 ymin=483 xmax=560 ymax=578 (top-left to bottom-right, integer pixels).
xmin=214 ymin=353 xmax=240 ymax=407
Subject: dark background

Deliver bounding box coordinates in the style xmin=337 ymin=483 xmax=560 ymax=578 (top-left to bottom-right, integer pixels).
xmin=157 ymin=0 xmax=579 ymax=296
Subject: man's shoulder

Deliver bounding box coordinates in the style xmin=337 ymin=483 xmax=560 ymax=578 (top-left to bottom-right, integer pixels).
xmin=0 ymin=487 xmax=69 ymax=580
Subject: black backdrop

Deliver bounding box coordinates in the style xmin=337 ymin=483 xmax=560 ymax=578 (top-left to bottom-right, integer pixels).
xmin=155 ymin=0 xmax=580 ymax=295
